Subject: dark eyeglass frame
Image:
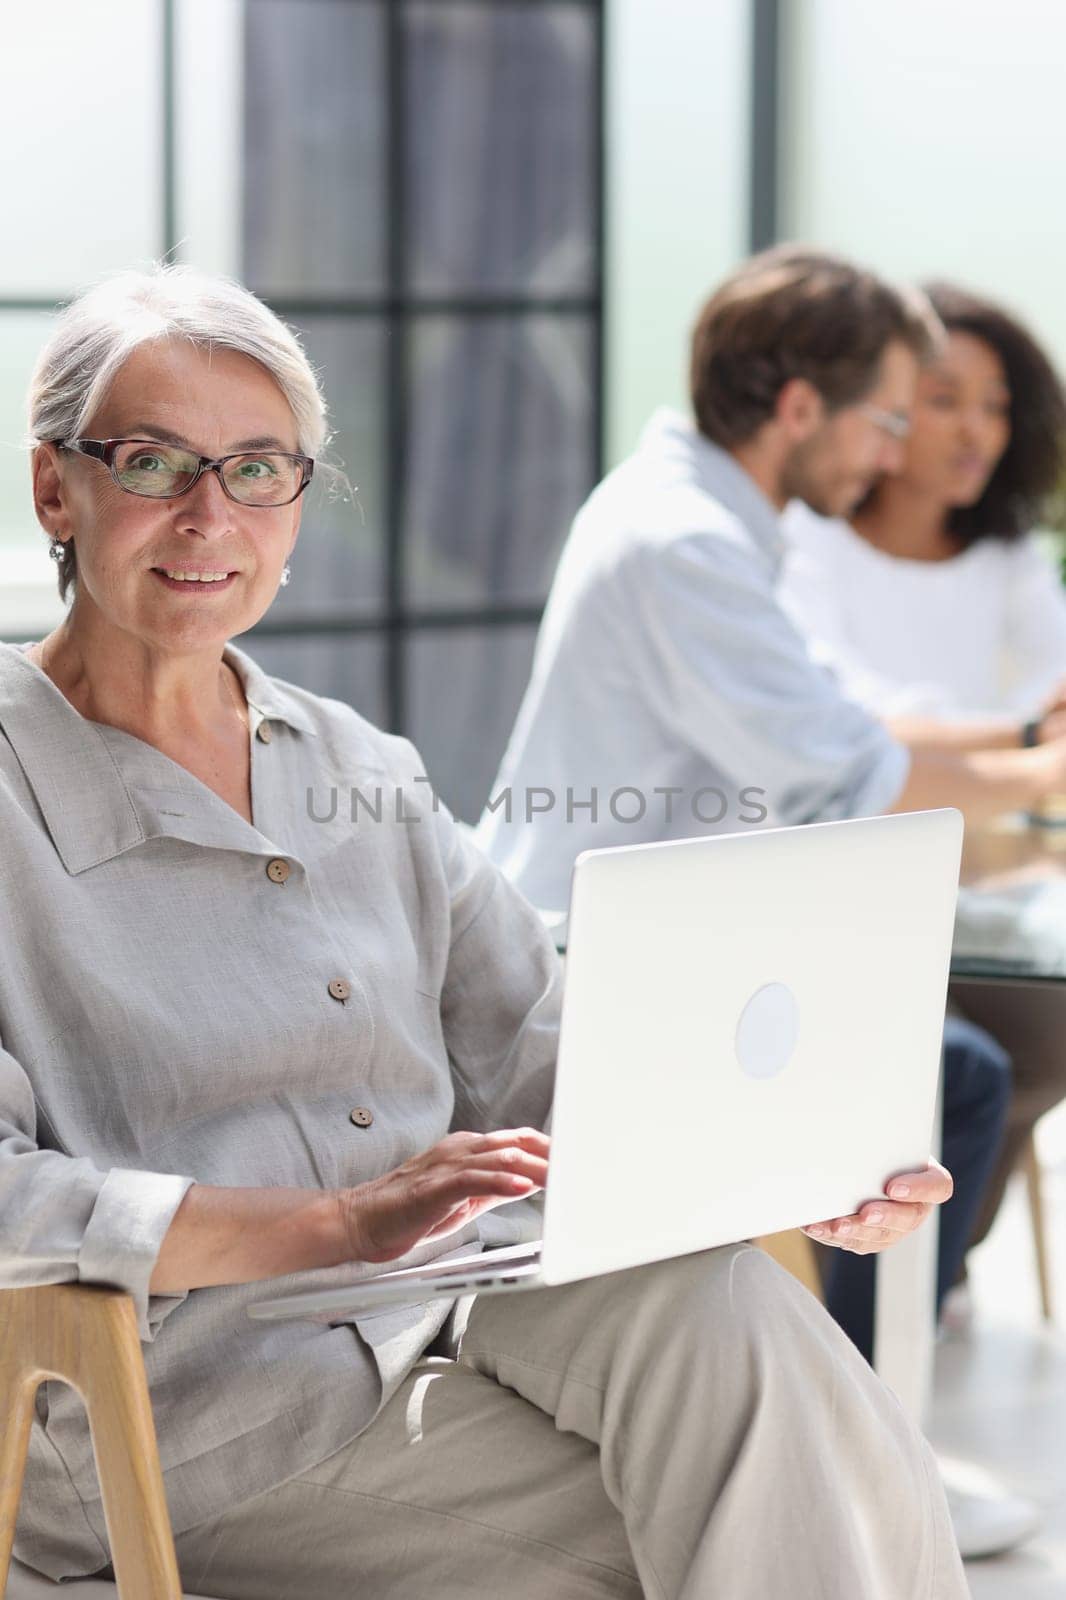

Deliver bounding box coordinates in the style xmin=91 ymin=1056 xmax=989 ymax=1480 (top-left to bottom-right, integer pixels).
xmin=57 ymin=437 xmax=315 ymax=506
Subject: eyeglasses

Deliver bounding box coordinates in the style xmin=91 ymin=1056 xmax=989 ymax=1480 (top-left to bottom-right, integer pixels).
xmin=58 ymin=438 xmax=314 ymax=507
xmin=857 ymin=404 xmax=911 ymax=442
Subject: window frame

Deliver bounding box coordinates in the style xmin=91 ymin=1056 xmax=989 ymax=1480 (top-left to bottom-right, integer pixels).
xmin=1 ymin=0 xmax=607 ymax=744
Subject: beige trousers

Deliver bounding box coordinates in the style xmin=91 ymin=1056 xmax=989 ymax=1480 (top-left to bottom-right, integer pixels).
xmin=170 ymin=1246 xmax=967 ymax=1600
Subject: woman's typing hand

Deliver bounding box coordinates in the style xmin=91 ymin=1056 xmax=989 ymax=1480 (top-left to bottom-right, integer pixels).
xmin=339 ymin=1129 xmax=550 ymax=1264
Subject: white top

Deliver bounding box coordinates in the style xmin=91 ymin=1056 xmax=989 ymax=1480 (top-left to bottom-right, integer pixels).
xmin=475 ymin=409 xmax=908 ymax=916
xmin=780 ymin=503 xmax=1066 ymax=720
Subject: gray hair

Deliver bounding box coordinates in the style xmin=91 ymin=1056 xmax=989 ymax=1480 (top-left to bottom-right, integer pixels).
xmin=27 ymin=264 xmax=330 ymax=600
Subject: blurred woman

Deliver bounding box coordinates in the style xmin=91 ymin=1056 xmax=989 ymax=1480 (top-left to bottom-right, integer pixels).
xmin=782 ymin=281 xmax=1066 ymax=725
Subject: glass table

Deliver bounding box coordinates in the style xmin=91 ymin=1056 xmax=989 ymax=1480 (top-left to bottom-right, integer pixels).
xmin=954 ymin=814 xmax=1066 ymax=981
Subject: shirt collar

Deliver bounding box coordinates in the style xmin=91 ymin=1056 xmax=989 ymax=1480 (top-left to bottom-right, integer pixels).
xmin=639 ymin=407 xmax=786 ymax=565
xmin=0 ymin=641 xmax=314 ymax=874
xmin=225 ymin=642 xmax=318 ymax=737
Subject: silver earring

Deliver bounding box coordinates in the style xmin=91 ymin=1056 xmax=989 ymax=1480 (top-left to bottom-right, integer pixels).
xmin=280 ymin=564 xmax=291 ymax=588
xmin=48 ymin=537 xmax=65 ymax=563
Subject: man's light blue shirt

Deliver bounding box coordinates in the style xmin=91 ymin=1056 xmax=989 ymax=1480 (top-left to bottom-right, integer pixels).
xmin=476 ymin=408 xmax=909 ymax=915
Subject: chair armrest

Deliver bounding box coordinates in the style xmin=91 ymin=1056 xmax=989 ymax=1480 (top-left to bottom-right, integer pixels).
xmin=754 ymin=1229 xmax=824 ymax=1300
xmin=0 ymin=1284 xmax=183 ymax=1599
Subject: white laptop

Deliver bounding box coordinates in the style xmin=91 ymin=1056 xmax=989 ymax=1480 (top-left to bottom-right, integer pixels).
xmin=248 ymin=809 xmax=963 ymax=1325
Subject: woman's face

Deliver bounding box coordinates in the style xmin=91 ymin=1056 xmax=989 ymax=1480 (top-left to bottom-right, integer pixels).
xmin=37 ymin=338 xmax=305 ymax=655
xmin=901 ymin=330 xmax=1011 ymax=508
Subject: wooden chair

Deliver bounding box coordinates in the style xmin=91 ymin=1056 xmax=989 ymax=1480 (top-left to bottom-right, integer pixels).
xmin=755 ymin=1228 xmax=824 ymax=1300
xmin=2 ymin=1197 xmax=1041 ymax=1596
xmin=0 ymin=1241 xmax=823 ymax=1600
xmin=1022 ymin=1128 xmax=1053 ymax=1321
xmin=0 ymin=1284 xmax=218 ymax=1599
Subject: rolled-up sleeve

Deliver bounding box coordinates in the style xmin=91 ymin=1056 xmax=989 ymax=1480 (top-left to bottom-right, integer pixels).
xmin=0 ymin=1039 xmax=195 ymax=1341
xmin=629 ymin=531 xmax=910 ymax=823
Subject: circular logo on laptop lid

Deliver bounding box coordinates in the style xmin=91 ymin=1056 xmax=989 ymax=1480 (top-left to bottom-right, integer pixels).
xmin=734 ymin=982 xmax=799 ymax=1081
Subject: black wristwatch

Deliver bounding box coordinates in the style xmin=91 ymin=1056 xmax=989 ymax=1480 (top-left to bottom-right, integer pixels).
xmin=1022 ymin=717 xmax=1042 ymax=748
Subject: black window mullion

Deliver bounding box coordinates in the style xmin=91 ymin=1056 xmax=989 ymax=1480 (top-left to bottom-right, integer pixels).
xmin=0 ymin=298 xmax=72 ymax=313
xmin=162 ymin=0 xmax=179 ymax=260
xmin=0 ymin=295 xmax=600 ymax=316
xmin=590 ymin=0 xmax=606 ymax=477
xmin=749 ymin=0 xmax=781 ymax=253
xmin=241 ymin=605 xmax=546 ymax=640
xmin=384 ymin=0 xmax=409 ymax=733
xmin=254 ymin=294 xmax=599 ymax=316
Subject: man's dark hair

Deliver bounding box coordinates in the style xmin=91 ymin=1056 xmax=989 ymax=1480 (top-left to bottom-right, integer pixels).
xmin=689 ymin=245 xmax=942 ymax=449
xmin=912 ymin=281 xmax=1066 ymax=543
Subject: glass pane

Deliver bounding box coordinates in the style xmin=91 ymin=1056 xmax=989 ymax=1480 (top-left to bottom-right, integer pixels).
xmin=267 ymin=316 xmax=386 ymax=620
xmin=406 ymin=2 xmax=598 ymax=295
xmin=0 ymin=313 xmax=79 ymax=634
xmin=404 ymin=315 xmax=595 ymax=607
xmin=242 ymin=630 xmax=386 ymax=730
xmin=176 ymin=0 xmax=243 ymax=277
xmin=0 ymin=313 xmax=59 ymax=555
xmin=785 ymin=0 xmax=1066 ymax=374
xmin=605 ymin=0 xmax=749 ymax=463
xmin=243 ymin=0 xmax=386 ymax=295
xmin=0 ymin=2 xmax=161 ymax=297
xmin=408 ymin=624 xmax=538 ymax=825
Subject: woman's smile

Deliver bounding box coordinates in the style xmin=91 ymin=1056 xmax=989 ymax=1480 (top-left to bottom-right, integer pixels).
xmin=151 ymin=564 xmax=240 ymax=592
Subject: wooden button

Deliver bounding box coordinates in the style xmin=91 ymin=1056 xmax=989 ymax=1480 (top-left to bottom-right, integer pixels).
xmin=266 ymin=858 xmax=290 ymax=884
xmin=328 ymin=978 xmax=352 ymax=1002
xmin=256 ymin=722 xmax=273 ymax=744
xmin=349 ymin=1107 xmax=374 ymax=1128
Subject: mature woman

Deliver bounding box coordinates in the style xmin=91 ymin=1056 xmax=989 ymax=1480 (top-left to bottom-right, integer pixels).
xmin=781 ymin=283 xmax=1066 ymax=1270
xmin=1 ymin=267 xmax=964 ymax=1599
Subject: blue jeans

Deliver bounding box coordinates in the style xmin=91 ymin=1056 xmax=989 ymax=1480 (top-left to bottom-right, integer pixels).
xmin=823 ymin=1015 xmax=1012 ymax=1364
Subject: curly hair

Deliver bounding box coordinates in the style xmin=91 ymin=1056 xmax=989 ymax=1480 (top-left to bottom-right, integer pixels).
xmin=917 ymin=282 xmax=1066 ymax=543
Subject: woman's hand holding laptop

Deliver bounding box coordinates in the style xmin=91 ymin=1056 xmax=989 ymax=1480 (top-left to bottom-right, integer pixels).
xmin=802 ymin=1158 xmax=953 ymax=1253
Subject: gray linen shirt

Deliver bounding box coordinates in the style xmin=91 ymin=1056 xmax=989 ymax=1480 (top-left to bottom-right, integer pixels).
xmin=476 ymin=409 xmax=910 ymax=915
xmin=0 ymin=640 xmax=560 ymax=1580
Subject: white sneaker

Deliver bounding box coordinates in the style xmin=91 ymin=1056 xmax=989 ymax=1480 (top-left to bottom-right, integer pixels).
xmin=938 ymin=1455 xmax=1041 ymax=1559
